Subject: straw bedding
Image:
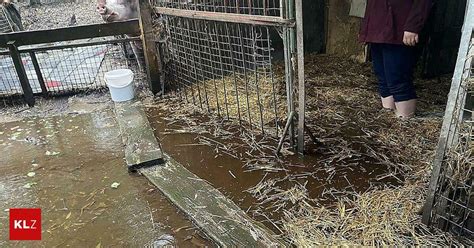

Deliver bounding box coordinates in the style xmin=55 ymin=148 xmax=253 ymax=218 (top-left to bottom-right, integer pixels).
xmin=160 ymin=53 xmax=464 ymax=245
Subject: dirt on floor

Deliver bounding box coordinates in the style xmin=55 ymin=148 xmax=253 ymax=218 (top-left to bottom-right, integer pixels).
xmin=146 ymin=54 xmax=465 ymax=246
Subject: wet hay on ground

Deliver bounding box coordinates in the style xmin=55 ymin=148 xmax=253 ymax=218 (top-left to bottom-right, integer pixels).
xmin=281 ymin=54 xmax=461 ymax=246
xmin=154 ymin=54 xmax=462 ymax=245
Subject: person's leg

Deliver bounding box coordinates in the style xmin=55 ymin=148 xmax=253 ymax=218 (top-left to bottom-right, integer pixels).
xmin=382 ymin=44 xmax=417 ymax=118
xmin=371 ymin=43 xmax=395 ymax=110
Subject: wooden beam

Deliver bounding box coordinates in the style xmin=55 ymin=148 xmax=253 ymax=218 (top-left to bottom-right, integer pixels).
xmin=115 ymin=100 xmax=164 ymax=172
xmin=0 ymin=19 xmax=140 ymax=48
xmin=156 ymin=7 xmax=295 ymax=27
xmin=295 ymin=0 xmax=306 ymax=154
xmin=140 ymin=154 xmax=284 ymax=247
xmin=139 ymin=0 xmax=163 ymax=94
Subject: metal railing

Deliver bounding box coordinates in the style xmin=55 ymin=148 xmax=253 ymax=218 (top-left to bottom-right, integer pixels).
xmin=0 ymin=19 xmax=144 ymax=106
xmin=0 ymin=37 xmax=142 ymax=97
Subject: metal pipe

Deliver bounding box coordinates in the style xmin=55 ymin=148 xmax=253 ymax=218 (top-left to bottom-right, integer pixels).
xmin=276 ymin=111 xmax=295 ymax=154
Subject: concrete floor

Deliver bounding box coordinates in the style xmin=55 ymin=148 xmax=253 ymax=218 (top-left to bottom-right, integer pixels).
xmin=0 ymin=106 xmax=210 ymax=247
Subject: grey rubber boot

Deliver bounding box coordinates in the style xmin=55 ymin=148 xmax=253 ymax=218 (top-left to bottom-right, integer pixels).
xmin=395 ymin=99 xmax=417 ymax=118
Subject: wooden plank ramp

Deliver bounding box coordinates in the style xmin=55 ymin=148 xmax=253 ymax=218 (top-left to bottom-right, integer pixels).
xmin=115 ymin=100 xmax=164 ymax=171
xmin=139 ymin=155 xmax=283 ymax=247
xmin=114 ymin=100 xmax=283 ymax=247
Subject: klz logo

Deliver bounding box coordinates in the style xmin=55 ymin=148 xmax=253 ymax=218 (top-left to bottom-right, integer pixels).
xmin=9 ymin=208 xmax=41 ymax=240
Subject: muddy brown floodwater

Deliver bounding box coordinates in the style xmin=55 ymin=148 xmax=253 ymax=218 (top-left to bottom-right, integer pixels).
xmin=0 ymin=110 xmax=211 ymax=247
xmin=146 ymin=106 xmax=401 ymax=234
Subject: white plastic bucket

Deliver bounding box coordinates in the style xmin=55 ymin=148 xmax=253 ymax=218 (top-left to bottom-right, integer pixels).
xmin=104 ymin=69 xmax=135 ymax=102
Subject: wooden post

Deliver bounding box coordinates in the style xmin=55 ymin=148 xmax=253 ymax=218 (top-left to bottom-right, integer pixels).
xmin=8 ymin=41 xmax=35 ymax=107
xmin=138 ymin=0 xmax=163 ymax=95
xmin=295 ymin=0 xmax=306 ymax=154
xmin=29 ymin=51 xmax=48 ymax=96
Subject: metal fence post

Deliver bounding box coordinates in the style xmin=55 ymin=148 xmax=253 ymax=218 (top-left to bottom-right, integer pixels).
xmin=138 ymin=0 xmax=163 ymax=95
xmin=29 ymin=51 xmax=48 ymax=96
xmin=8 ymin=41 xmax=35 ymax=106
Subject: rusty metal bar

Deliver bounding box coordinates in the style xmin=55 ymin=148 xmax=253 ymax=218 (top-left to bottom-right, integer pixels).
xmin=213 ymin=22 xmax=230 ymax=120
xmin=225 ymin=23 xmax=243 ymax=126
xmin=237 ymin=24 xmax=252 ymax=126
xmin=155 ymin=7 xmax=294 ymax=27
xmin=276 ymin=111 xmax=295 ymax=154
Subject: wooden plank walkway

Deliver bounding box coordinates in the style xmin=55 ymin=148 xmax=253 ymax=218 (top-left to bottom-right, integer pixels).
xmin=140 ymin=155 xmax=283 ymax=247
xmin=114 ymin=100 xmax=283 ymax=247
xmin=115 ymin=100 xmax=164 ymax=171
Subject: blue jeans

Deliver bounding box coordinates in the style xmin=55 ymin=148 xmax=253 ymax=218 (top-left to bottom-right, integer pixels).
xmin=371 ymin=43 xmax=417 ymax=102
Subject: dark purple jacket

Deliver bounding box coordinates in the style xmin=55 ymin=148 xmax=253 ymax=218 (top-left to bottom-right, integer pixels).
xmin=359 ymin=0 xmax=432 ymax=45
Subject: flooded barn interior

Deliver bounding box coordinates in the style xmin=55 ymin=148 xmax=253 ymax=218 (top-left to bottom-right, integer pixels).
xmin=0 ymin=0 xmax=473 ymax=246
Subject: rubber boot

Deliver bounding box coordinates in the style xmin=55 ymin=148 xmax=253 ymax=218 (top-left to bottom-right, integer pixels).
xmin=395 ymin=99 xmax=417 ymax=118
xmin=381 ymin=96 xmax=396 ymax=110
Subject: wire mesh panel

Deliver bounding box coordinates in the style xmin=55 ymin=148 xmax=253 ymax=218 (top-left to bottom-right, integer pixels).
xmin=0 ymin=53 xmax=23 ymax=97
xmin=154 ymin=0 xmax=295 ymax=137
xmin=0 ymin=37 xmax=144 ymax=98
xmin=165 ymin=17 xmax=284 ymax=135
xmin=152 ymin=0 xmax=282 ymax=16
xmin=424 ymin=1 xmax=474 ymax=242
xmin=426 ymin=40 xmax=474 ymax=241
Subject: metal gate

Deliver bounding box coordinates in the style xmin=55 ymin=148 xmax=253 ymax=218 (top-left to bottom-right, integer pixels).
xmin=151 ymin=0 xmax=307 ymax=153
xmin=423 ymin=0 xmax=474 ymax=241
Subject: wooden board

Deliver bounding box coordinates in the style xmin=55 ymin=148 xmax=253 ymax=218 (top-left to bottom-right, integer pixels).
xmin=114 ymin=100 xmax=164 ymax=171
xmin=138 ymin=0 xmax=162 ymax=95
xmin=140 ymin=154 xmax=284 ymax=247
xmin=156 ymin=7 xmax=295 ymax=27
xmin=295 ymin=0 xmax=306 ymax=154
xmin=0 ymin=19 xmax=140 ymax=48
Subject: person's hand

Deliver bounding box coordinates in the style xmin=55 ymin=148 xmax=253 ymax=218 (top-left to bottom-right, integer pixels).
xmin=403 ymin=31 xmax=419 ymax=46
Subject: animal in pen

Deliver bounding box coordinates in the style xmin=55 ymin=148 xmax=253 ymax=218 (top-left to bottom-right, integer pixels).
xmin=97 ymin=0 xmax=145 ymax=70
